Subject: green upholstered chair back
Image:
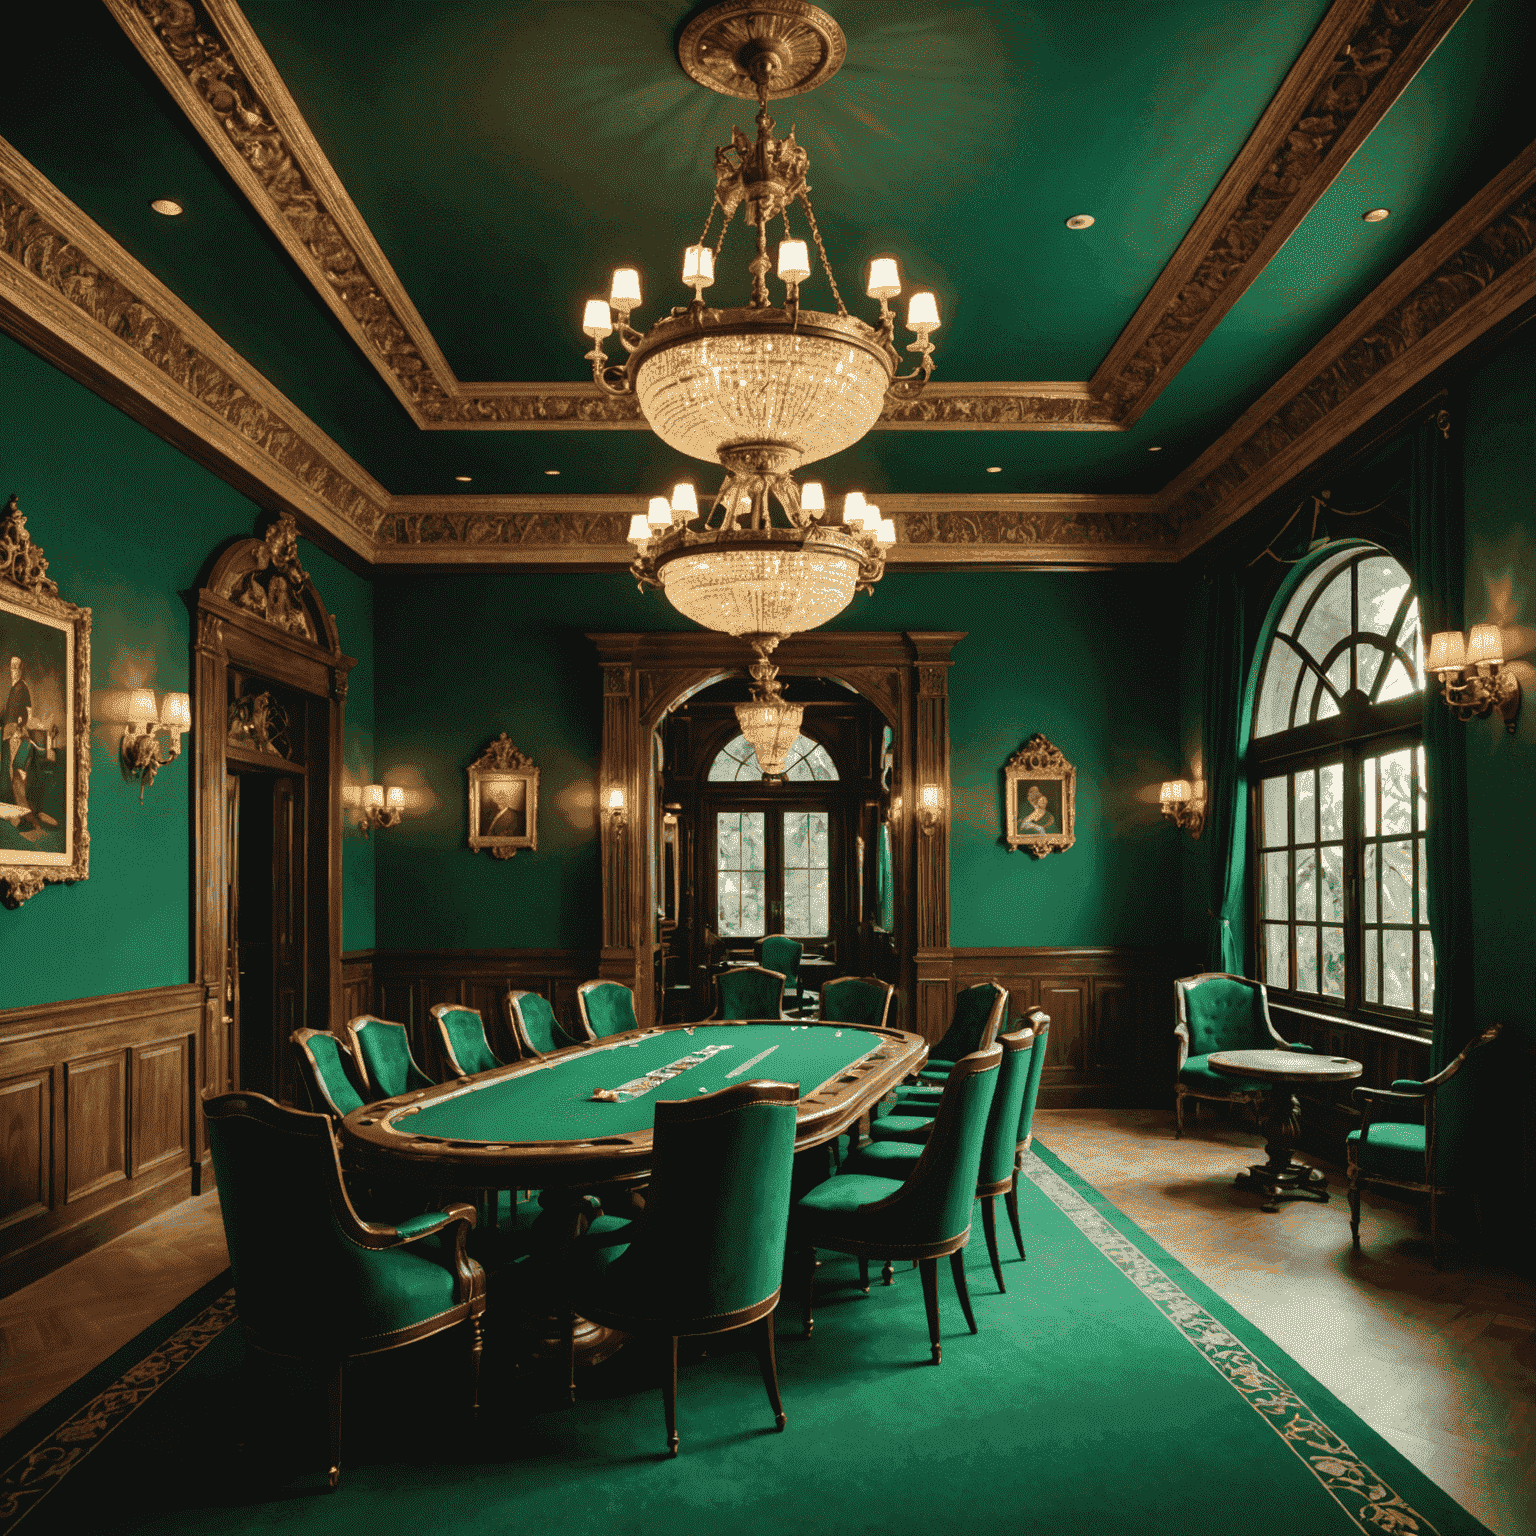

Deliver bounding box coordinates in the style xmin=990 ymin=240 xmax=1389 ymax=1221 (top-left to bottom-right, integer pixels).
xmin=290 ymin=1029 xmax=366 ymax=1118
xmin=577 ymin=981 xmax=638 ymax=1040
xmin=930 ymin=982 xmax=1008 ymax=1064
xmin=432 ymin=1005 xmax=502 ymax=1078
xmin=716 ymin=965 xmax=786 ymax=1020
xmin=1174 ymin=974 xmax=1278 ymax=1061
xmin=870 ymin=1046 xmax=1001 ymax=1243
xmin=978 ymin=1030 xmax=1035 ymax=1189
xmin=506 ymin=989 xmax=576 ymax=1057
xmin=819 ymin=976 xmax=894 ymax=1029
xmin=344 ymin=1016 xmax=434 ymax=1101
xmin=626 ymin=1082 xmax=799 ymax=1322
xmin=756 ymin=935 xmax=802 ymax=992
xmin=1016 ymin=1010 xmax=1050 ymax=1149
xmin=1425 ymin=1023 xmax=1504 ymax=1183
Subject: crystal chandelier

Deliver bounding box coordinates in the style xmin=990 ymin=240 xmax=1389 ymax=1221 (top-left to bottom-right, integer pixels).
xmin=577 ymin=1 xmax=940 ymax=777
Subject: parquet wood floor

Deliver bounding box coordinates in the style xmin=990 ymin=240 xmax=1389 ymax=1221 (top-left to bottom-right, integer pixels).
xmin=1 ymin=1114 xmax=1530 ymax=1535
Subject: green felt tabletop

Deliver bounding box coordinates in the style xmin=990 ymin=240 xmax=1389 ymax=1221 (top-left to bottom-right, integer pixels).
xmin=397 ymin=1023 xmax=881 ymax=1144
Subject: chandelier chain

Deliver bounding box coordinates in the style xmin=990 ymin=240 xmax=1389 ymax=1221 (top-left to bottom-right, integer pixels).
xmin=797 ymin=189 xmax=847 ymax=316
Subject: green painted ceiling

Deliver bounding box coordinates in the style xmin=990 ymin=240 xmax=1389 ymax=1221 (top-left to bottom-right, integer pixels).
xmin=5 ymin=1 xmax=1535 ymax=501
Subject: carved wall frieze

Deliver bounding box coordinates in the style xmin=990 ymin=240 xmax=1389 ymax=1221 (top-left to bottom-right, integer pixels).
xmin=382 ymin=511 xmax=632 ymax=546
xmin=901 ymin=508 xmax=1181 ymax=547
xmin=876 ymin=390 xmax=1119 ymax=429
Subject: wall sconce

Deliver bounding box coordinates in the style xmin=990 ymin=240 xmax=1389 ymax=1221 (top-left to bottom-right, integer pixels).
xmin=121 ymin=688 xmax=191 ymax=802
xmin=356 ymin=783 xmax=404 ymax=836
xmin=1427 ymin=626 xmax=1521 ymax=733
xmin=606 ymin=785 xmax=627 ymax=835
xmin=918 ymin=783 xmax=942 ymax=836
xmin=1159 ymin=779 xmax=1205 ymax=838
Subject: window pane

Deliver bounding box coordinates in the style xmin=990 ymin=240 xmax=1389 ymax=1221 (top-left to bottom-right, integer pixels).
xmin=1295 ymin=771 xmax=1316 ymax=843
xmin=782 ymin=810 xmax=829 ymax=938
xmin=1364 ymin=756 xmax=1377 ymax=838
xmin=744 ymin=815 xmax=766 ymax=870
xmin=1364 ymin=929 xmax=1379 ymax=1005
xmin=809 ymin=868 xmax=828 ymax=936
xmin=1416 ymin=835 xmax=1428 ymax=922
xmin=1255 ymin=645 xmax=1303 ymax=739
xmin=1364 ymin=843 xmax=1378 ymax=923
xmin=1263 ymin=851 xmax=1289 ymax=920
xmin=1326 ymin=649 xmax=1350 ymax=700
xmin=1322 ymin=927 xmax=1345 ymax=999
xmin=1382 ymin=930 xmax=1413 ymax=1010
xmin=1416 ymin=745 xmax=1428 ymax=832
xmin=1262 ymin=776 xmax=1288 ymax=847
xmin=1355 ymin=641 xmax=1383 ymax=697
xmin=1376 ymin=657 xmax=1415 ymax=702
xmin=1319 ymin=763 xmax=1344 ymax=841
xmin=1295 ymin=848 xmax=1316 ymax=921
xmin=810 ymin=813 xmax=828 ymax=865
xmin=783 ymin=868 xmax=808 ymax=936
xmin=1296 ymin=927 xmax=1319 ymax=994
xmin=1263 ymin=925 xmax=1289 ymax=988
xmin=1381 ymin=841 xmax=1414 ymax=922
xmin=1400 ymin=599 xmax=1423 ymax=689
xmin=1296 ymin=565 xmax=1353 ymax=663
xmin=1379 ymin=750 xmax=1413 ymax=834
xmin=1418 ymin=933 xmax=1435 ymax=1018
xmin=1321 ymin=846 xmax=1343 ymax=922
xmin=718 ymin=820 xmax=740 ymax=869
xmin=1316 ymin=690 xmax=1340 ymax=720
xmin=717 ymin=811 xmax=766 ymax=937
xmin=1357 ymin=557 xmax=1410 ymax=635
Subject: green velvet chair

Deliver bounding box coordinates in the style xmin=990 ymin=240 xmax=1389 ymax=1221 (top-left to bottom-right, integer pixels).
xmin=578 ymin=1080 xmax=799 ymax=1456
xmin=575 ymin=980 xmax=639 ymax=1041
xmin=203 ymin=1090 xmax=486 ymax=1489
xmin=851 ymin=1026 xmax=1036 ymax=1293
xmin=818 ymin=976 xmax=894 ymax=1030
xmin=432 ymin=1004 xmax=505 ymax=1078
xmin=1347 ymin=1023 xmax=1503 ymax=1267
xmin=506 ymin=988 xmax=579 ymax=1057
xmin=714 ymin=964 xmax=786 ymax=1020
xmin=793 ymin=1043 xmax=1001 ymax=1364
xmin=1173 ymin=973 xmax=1309 ymax=1136
xmin=345 ymin=1014 xmax=435 ymax=1102
xmin=755 ymin=934 xmax=803 ymax=1009
xmin=880 ymin=981 xmax=1006 ymax=1118
xmin=290 ymin=1027 xmax=366 ymax=1118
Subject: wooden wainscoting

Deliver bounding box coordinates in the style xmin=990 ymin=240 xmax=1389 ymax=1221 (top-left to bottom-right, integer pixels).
xmin=0 ymin=984 xmax=203 ymax=1299
xmin=953 ymin=947 xmax=1193 ymax=1110
xmin=361 ymin=949 xmax=598 ymax=1082
xmin=341 ymin=949 xmax=375 ymax=1022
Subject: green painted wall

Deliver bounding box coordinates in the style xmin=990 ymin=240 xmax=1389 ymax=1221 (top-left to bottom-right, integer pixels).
xmin=0 ymin=333 xmax=374 ymax=1008
xmin=372 ymin=569 xmax=1184 ymax=952
xmin=1461 ymin=323 xmax=1536 ymax=1051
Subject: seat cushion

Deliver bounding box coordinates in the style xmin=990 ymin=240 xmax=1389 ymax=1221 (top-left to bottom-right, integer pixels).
xmin=842 ymin=1142 xmax=921 ymax=1180
xmin=1178 ymin=1054 xmax=1268 ymax=1095
xmin=869 ymin=1113 xmax=933 ymax=1144
xmin=1347 ymin=1122 xmax=1428 ymax=1180
xmin=795 ymin=1171 xmax=905 ymax=1224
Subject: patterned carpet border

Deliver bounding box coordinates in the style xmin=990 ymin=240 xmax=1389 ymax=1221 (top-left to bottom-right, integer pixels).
xmin=0 ymin=1285 xmax=237 ymax=1536
xmin=1020 ymin=1150 xmax=1441 ymax=1536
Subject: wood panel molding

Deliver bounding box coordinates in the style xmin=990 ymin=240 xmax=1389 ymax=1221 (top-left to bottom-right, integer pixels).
xmin=0 ymin=983 xmax=202 ymax=1300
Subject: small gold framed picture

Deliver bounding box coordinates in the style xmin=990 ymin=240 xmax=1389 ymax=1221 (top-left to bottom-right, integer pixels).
xmin=467 ymin=734 xmax=539 ymax=860
xmin=1004 ymin=734 xmax=1075 ymax=859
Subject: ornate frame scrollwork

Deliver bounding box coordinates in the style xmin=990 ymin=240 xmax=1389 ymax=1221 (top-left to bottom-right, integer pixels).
xmin=1004 ymin=734 xmax=1076 ymax=859
xmin=467 ymin=734 xmax=539 ymax=861
xmin=0 ymin=496 xmax=91 ymax=908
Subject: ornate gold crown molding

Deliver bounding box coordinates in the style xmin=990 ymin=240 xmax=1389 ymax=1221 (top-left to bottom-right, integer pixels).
xmin=0 ymin=138 xmax=385 ymax=554
xmin=107 ymin=0 xmax=1458 ymax=438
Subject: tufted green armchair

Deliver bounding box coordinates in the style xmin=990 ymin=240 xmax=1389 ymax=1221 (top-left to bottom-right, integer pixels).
xmin=1347 ymin=1023 xmax=1503 ymax=1267
xmin=204 ymin=1090 xmax=485 ymax=1489
xmin=1173 ymin=973 xmax=1309 ymax=1136
xmin=575 ymin=980 xmax=639 ymax=1041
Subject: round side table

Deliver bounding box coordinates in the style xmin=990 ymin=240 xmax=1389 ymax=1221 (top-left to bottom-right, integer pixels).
xmin=1207 ymin=1048 xmax=1362 ymax=1212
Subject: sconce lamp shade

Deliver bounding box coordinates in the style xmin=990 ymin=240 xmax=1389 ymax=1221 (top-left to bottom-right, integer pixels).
xmin=362 ymin=784 xmax=385 ymax=810
xmin=1426 ymin=631 xmax=1466 ymax=673
xmin=876 ymin=518 xmax=896 ymax=546
xmin=921 ymin=785 xmax=940 ymax=810
xmin=1465 ymin=623 xmax=1504 ymax=666
xmin=777 ymin=239 xmax=811 ymax=284
xmin=627 ymin=513 xmax=651 ymax=543
xmin=126 ymin=688 xmax=157 ymax=725
xmin=682 ymin=245 xmax=715 ymax=288
xmin=607 ymin=787 xmax=625 ymax=811
xmin=342 ymin=784 xmax=361 ymax=807
xmin=160 ymin=692 xmax=191 ymax=731
xmin=385 ymin=785 xmax=405 ymax=810
xmin=1160 ymin=780 xmax=1191 ymax=804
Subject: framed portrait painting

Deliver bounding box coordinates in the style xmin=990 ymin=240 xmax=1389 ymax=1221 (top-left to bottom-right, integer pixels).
xmin=0 ymin=497 xmax=90 ymax=907
xmin=1004 ymin=734 xmax=1075 ymax=859
xmin=467 ymin=733 xmax=539 ymax=860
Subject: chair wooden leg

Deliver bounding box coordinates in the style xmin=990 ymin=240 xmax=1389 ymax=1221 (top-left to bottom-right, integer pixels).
xmin=918 ymin=1257 xmax=942 ymax=1364
xmin=1006 ymin=1172 xmax=1026 ymax=1261
xmin=753 ymin=1314 xmax=787 ymax=1432
xmin=1430 ymin=1189 xmax=1442 ymax=1269
xmin=949 ymin=1250 xmax=978 ymax=1335
xmin=663 ymin=1336 xmax=680 ymax=1457
xmin=1347 ymin=1170 xmax=1361 ymax=1249
xmin=802 ymin=1246 xmax=816 ymax=1336
xmin=981 ymin=1196 xmax=1006 ymax=1293
xmin=468 ymin=1313 xmax=484 ymax=1419
xmin=1175 ymin=1088 xmax=1184 ymax=1139
xmin=881 ymin=1260 xmax=895 ymax=1286
xmin=857 ymin=1257 xmax=870 ymax=1294
xmin=325 ymin=1361 xmax=344 ymax=1492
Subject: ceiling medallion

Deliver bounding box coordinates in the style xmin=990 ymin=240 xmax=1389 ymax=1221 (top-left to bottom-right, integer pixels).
xmin=579 ymin=0 xmax=941 ymax=777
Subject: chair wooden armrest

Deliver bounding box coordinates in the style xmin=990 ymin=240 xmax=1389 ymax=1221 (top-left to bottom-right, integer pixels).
xmin=337 ymin=1200 xmax=481 ymax=1299
xmin=1351 ymin=1085 xmax=1427 ymax=1109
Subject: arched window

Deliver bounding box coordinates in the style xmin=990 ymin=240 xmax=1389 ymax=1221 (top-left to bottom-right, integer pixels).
xmin=707 ymin=732 xmax=839 ymax=782
xmin=1249 ymin=545 xmax=1432 ymax=1021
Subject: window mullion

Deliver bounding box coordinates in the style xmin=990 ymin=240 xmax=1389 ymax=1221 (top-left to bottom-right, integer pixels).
xmin=1343 ymin=746 xmax=1361 ymax=1014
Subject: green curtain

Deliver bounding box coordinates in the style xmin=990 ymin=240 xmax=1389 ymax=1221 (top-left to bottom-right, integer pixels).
xmin=1201 ymin=568 xmax=1248 ymax=974
xmin=1408 ymin=413 xmax=1473 ymax=1071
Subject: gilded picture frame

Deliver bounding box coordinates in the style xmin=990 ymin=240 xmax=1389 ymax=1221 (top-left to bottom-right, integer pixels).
xmin=0 ymin=497 xmax=91 ymax=908
xmin=467 ymin=733 xmax=539 ymax=860
xmin=1004 ymin=734 xmax=1075 ymax=859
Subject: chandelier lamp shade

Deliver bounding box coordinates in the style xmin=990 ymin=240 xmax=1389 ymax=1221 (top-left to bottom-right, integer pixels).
xmin=582 ymin=1 xmax=941 ymax=774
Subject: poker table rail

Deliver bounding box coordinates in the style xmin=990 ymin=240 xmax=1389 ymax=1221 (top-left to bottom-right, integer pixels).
xmin=339 ymin=1019 xmax=927 ymax=1188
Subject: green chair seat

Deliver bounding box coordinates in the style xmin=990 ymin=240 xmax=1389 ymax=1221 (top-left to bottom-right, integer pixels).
xmin=1172 ymin=973 xmax=1303 ymax=1137
xmin=795 ymin=1171 xmax=906 ymax=1219
xmin=869 ymin=1113 xmax=933 ymax=1144
xmin=1346 ymin=1122 xmax=1428 ymax=1180
xmin=1178 ymin=1054 xmax=1268 ymax=1095
xmin=843 ymin=1141 xmax=922 ymax=1178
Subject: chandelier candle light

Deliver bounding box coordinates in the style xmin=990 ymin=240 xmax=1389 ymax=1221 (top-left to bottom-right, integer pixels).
xmin=582 ymin=0 xmax=938 ymax=778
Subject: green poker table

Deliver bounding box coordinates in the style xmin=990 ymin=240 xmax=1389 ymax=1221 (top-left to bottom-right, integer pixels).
xmin=340 ymin=1019 xmax=926 ymax=1189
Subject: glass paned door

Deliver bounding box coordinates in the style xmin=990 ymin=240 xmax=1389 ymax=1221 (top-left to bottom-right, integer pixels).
xmin=714 ymin=806 xmax=831 ymax=940
xmin=1361 ymin=744 xmax=1432 ymax=1016
xmin=716 ymin=810 xmax=766 ymax=936
xmin=782 ymin=810 xmax=830 ymax=938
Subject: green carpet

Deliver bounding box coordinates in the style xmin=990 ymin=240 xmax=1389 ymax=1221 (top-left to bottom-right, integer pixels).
xmin=0 ymin=1144 xmax=1491 ymax=1536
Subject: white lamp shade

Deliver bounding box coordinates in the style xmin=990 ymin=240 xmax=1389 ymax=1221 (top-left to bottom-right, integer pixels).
xmin=1161 ymin=780 xmax=1191 ymax=804
xmin=844 ymin=491 xmax=867 ymax=521
xmin=627 ymin=513 xmax=651 ymax=543
xmin=362 ymin=784 xmax=385 ymax=810
xmin=582 ymin=299 xmax=613 ymax=338
xmin=906 ymin=291 xmax=940 ymax=330
xmin=126 ymin=688 xmax=157 ymax=725
xmin=159 ymin=692 xmax=191 ymax=730
xmin=648 ymin=496 xmax=673 ymax=527
xmin=1465 ymin=623 xmax=1504 ymax=665
xmin=682 ymin=245 xmax=715 ymax=287
xmin=876 ymin=517 xmax=896 ymax=545
xmin=777 ymin=239 xmax=811 ymax=284
xmin=607 ymin=787 xmax=625 ymax=811
xmin=866 ymin=258 xmax=901 ymax=300
xmin=671 ymin=482 xmax=698 ymax=517
xmin=921 ymin=785 xmax=940 ymax=809
xmin=801 ymin=482 xmax=825 ymax=513
xmin=385 ymin=786 xmax=405 ymax=810
xmin=1426 ymin=630 xmax=1466 ymax=673
xmin=341 ymin=784 xmax=361 ymax=807
xmin=609 ymin=268 xmax=642 ymax=308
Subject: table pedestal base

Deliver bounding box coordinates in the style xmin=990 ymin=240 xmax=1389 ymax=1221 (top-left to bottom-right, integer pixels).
xmin=1233 ymin=1161 xmax=1329 ymax=1213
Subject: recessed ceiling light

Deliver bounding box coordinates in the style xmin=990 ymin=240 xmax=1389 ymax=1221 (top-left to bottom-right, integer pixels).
xmin=149 ymin=198 xmax=183 ymax=217
xmin=454 ymin=475 xmax=472 ymax=483
xmin=1148 ymin=445 xmax=1163 ymax=452
xmin=1363 ymin=208 xmax=1390 ymax=223
xmin=1065 ymin=214 xmax=1095 ymax=230
xmin=986 ymin=466 xmax=1002 ymax=473
xmin=544 ymin=469 xmax=560 ymax=476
